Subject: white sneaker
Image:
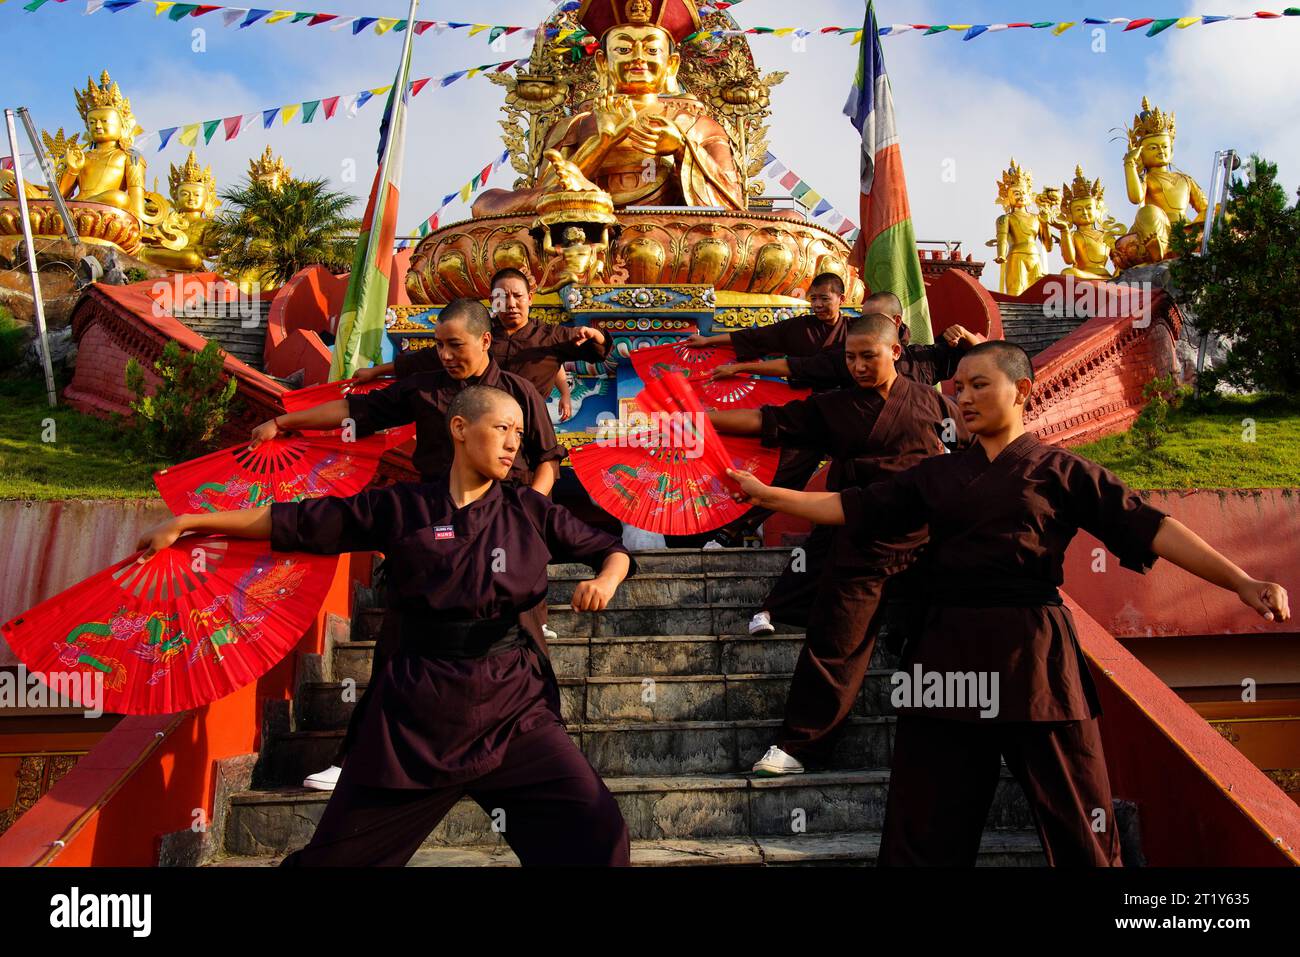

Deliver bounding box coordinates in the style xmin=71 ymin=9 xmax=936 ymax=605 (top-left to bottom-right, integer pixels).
xmin=542 ymin=624 xmax=558 ymax=641
xmin=702 ymin=540 xmax=725 ymax=550
xmin=303 ymin=765 xmax=341 ymax=791
xmin=752 ymin=745 xmax=805 ymax=776
xmin=748 ymin=611 xmax=775 ymax=636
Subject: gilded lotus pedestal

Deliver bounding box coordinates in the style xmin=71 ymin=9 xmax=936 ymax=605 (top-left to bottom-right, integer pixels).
xmin=0 ymin=199 xmax=143 ymax=256
xmin=405 ymin=208 xmax=862 ymax=305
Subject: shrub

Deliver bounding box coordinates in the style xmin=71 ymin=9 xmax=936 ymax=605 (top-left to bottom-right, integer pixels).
xmin=125 ymin=339 xmax=237 ymax=460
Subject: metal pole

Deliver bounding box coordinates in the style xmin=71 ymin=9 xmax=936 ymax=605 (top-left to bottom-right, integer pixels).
xmin=1193 ymin=150 xmax=1237 ymax=395
xmin=4 ymin=109 xmax=58 ymax=409
xmin=17 ymin=107 xmax=79 ymax=245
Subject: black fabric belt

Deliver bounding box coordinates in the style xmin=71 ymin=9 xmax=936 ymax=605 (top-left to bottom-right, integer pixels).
xmin=920 ymin=578 xmax=1064 ymax=608
xmin=397 ymin=616 xmax=526 ymax=660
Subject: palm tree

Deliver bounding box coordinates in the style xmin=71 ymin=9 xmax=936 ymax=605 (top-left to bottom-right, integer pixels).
xmin=207 ymin=177 xmax=359 ymax=288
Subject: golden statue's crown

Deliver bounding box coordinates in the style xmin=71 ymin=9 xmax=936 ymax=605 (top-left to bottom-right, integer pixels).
xmin=249 ymin=145 xmax=291 ymax=183
xmin=1061 ymin=165 xmax=1105 ymax=205
xmin=169 ymin=150 xmax=217 ymax=198
xmin=996 ymin=158 xmax=1033 ymax=205
xmin=1128 ymin=96 xmax=1175 ymax=148
xmin=75 ymin=70 xmax=132 ymax=123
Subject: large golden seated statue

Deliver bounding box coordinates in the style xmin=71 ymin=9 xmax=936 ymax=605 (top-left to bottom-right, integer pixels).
xmin=405 ymin=0 xmax=861 ymax=304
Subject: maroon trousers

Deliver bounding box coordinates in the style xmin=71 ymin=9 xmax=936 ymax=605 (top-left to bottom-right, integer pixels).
xmin=776 ymin=544 xmax=900 ymax=765
xmin=283 ymin=716 xmax=630 ymax=866
xmin=765 ymin=522 xmax=835 ymax=627
xmin=878 ymin=713 xmax=1122 ymax=867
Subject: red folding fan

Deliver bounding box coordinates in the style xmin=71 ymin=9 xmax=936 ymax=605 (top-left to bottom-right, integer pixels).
xmin=281 ymin=377 xmax=416 ymax=449
xmin=630 ymin=341 xmax=809 ymax=411
xmin=571 ymin=371 xmax=778 ymax=535
xmin=155 ymin=432 xmax=389 ymax=515
xmin=1 ymin=537 xmax=339 ymax=715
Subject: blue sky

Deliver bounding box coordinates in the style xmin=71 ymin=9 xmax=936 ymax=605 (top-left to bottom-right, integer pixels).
xmin=4 ymin=1 xmax=1298 ymax=289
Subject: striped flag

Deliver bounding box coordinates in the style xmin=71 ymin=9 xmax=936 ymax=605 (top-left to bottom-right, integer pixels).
xmin=844 ymin=1 xmax=934 ymax=344
xmin=329 ymin=0 xmax=419 ymax=380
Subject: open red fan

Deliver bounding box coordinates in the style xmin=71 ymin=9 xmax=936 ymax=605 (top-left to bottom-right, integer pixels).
xmin=155 ymin=433 xmax=389 ymax=515
xmin=1 ymin=537 xmax=339 ymax=715
xmin=281 ymin=377 xmax=416 ymax=449
xmin=571 ymin=371 xmax=778 ymax=535
xmin=630 ymin=342 xmax=809 ymax=411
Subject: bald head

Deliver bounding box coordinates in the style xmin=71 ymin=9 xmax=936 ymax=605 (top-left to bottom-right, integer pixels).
xmin=439 ymin=297 xmax=492 ymax=337
xmin=962 ymin=340 xmax=1034 ymax=384
xmin=863 ymin=291 xmax=902 ymax=318
xmin=846 ymin=312 xmax=900 ymax=345
xmin=447 ymin=385 xmax=521 ymax=429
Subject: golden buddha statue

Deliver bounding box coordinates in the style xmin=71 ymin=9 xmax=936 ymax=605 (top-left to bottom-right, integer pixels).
xmin=1054 ymin=166 xmax=1126 ymax=280
xmin=1118 ymin=97 xmax=1207 ymax=266
xmin=138 ymin=151 xmax=219 ymax=272
xmin=2 ymin=72 xmax=146 ymax=222
xmin=473 ymin=0 xmax=746 ymax=216
xmin=249 ymin=146 xmax=291 ymax=191
xmin=994 ymin=159 xmax=1053 ymax=296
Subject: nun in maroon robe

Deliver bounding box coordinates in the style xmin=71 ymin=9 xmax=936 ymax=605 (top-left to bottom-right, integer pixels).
xmin=711 ymin=315 xmax=969 ymax=769
xmin=143 ymin=385 xmax=635 ymax=865
xmin=726 ymin=341 xmax=1290 ymax=866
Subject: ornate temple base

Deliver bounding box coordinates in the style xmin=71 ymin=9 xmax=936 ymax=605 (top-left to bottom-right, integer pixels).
xmin=0 ymin=200 xmax=143 ymax=257
xmin=405 ymin=208 xmax=863 ymax=305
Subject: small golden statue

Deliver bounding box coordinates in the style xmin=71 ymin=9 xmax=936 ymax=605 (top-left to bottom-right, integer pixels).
xmin=2 ymin=72 xmax=146 ymax=221
xmin=474 ymin=0 xmax=747 ymax=216
xmin=1115 ymin=97 xmax=1207 ymax=267
xmin=138 ymin=151 xmax=220 ymax=272
xmin=533 ymin=149 xmax=616 ymax=292
xmin=1054 ymin=166 xmax=1126 ymax=280
xmin=248 ymin=146 xmax=291 ymax=191
xmin=994 ymin=159 xmax=1054 ymax=296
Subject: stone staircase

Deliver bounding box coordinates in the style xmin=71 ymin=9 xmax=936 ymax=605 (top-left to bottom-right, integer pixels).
xmin=205 ymin=548 xmax=1046 ymax=867
xmin=174 ymin=299 xmax=275 ymax=370
xmin=999 ymin=302 xmax=1089 ymax=357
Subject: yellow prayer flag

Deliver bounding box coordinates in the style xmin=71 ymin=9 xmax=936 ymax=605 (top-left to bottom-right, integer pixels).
xmin=266 ymin=10 xmax=294 ymax=24
xmin=178 ymin=123 xmax=200 ymax=146
xmin=369 ymin=85 xmax=392 ymax=96
xmin=851 ymin=29 xmax=863 ymax=45
xmin=153 ymin=2 xmax=175 ymax=15
xmin=1052 ymin=22 xmax=1077 ymax=36
xmin=468 ymin=23 xmax=490 ymax=37
xmin=1176 ymin=17 xmax=1202 ymax=28
xmin=374 ymin=17 xmax=398 ymax=34
xmin=280 ymin=103 xmax=300 ymax=125
xmin=459 ymin=181 xmax=472 ymax=202
xmin=802 ymin=189 xmax=822 ymax=207
xmin=772 ymin=28 xmax=794 ymax=37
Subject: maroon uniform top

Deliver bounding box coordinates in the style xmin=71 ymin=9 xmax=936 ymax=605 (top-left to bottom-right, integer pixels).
xmin=271 ymin=480 xmax=634 ymax=787
xmin=786 ymin=338 xmax=963 ymax=390
xmin=729 ymin=313 xmax=847 ymax=364
xmin=394 ymin=318 xmax=611 ymax=398
xmin=760 ymin=374 xmax=969 ymax=567
xmin=346 ymin=360 xmax=564 ymax=484
xmin=841 ymin=431 xmax=1169 ymax=722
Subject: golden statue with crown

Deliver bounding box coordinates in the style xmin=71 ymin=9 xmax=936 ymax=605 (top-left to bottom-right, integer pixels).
xmin=1112 ymin=97 xmax=1208 ymax=268
xmin=404 ymin=0 xmax=861 ymax=304
xmin=994 ymin=159 xmax=1054 ymax=296
xmin=137 ymin=151 xmax=221 ymax=272
xmin=0 ymin=71 xmax=151 ymax=254
xmin=248 ymin=145 xmax=292 ymax=192
xmin=1054 ymin=165 xmax=1126 ymax=280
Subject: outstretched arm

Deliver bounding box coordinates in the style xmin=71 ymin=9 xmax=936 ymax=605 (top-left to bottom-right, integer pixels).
xmin=1151 ymin=518 xmax=1290 ymax=621
xmin=685 ymin=332 xmax=733 ymax=348
xmin=711 ymin=358 xmax=793 ymax=380
xmin=250 ymin=399 xmax=350 ymax=449
xmin=726 ymin=469 xmax=846 ymax=526
xmin=709 ymin=409 xmax=763 ymax=436
xmin=135 ymin=507 xmax=273 ymax=562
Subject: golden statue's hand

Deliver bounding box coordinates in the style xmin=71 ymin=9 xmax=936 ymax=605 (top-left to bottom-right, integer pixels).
xmin=64 ymin=143 xmax=85 ymax=175
xmin=594 ymin=94 xmax=638 ymax=141
xmin=624 ymin=115 xmax=686 ymax=156
xmin=1124 ymin=146 xmax=1143 ymax=167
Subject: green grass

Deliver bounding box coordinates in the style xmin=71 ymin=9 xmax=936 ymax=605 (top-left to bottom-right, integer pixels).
xmin=0 ymin=375 xmax=166 ymax=500
xmin=1073 ymin=394 xmax=1300 ymax=490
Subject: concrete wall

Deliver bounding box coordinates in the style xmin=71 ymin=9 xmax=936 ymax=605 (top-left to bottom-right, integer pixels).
xmin=0 ymin=499 xmax=172 ymax=667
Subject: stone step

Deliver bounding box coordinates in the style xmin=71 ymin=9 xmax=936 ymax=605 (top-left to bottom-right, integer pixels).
xmin=222 ymin=769 xmax=1037 ymax=857
xmin=206 ymin=829 xmax=1045 ymax=867
xmin=330 ymin=634 xmax=897 ymax=683
xmin=545 ymin=572 xmax=780 ymax=609
xmin=296 ymin=670 xmax=896 ymax=731
xmin=257 ymin=716 xmax=895 ymax=785
xmin=544 ymin=604 xmax=803 ymax=639
xmin=547 ymin=547 xmax=796 ymax=578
